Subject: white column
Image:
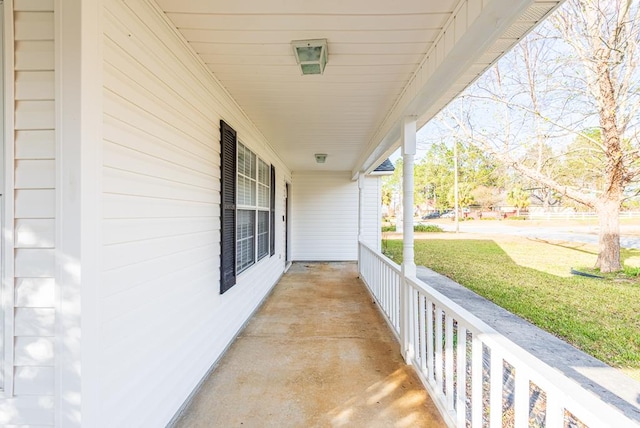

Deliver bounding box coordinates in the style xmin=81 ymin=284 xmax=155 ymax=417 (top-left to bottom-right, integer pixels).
xmin=400 ymin=116 xmax=417 ymax=363
xmin=56 ymin=0 xmax=103 ymax=426
xmin=401 ymin=117 xmax=417 ymax=276
xmin=357 ymin=173 xmax=365 ymax=272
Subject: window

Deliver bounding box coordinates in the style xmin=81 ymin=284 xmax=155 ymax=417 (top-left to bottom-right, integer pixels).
xmin=220 ymin=121 xmax=275 ymax=293
xmin=237 ymin=143 xmax=270 ymax=272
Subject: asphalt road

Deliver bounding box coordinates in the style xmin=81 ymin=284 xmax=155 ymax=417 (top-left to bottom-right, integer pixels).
xmin=434 ymin=221 xmax=640 ymax=249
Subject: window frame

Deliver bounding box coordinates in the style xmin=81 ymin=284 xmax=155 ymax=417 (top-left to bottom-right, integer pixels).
xmin=236 ymin=142 xmax=271 ymax=274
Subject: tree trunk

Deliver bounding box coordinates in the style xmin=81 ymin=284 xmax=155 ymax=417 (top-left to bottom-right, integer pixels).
xmin=594 ymin=198 xmax=622 ymax=272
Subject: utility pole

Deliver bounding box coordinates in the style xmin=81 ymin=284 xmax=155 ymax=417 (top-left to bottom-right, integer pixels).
xmin=453 ymin=141 xmax=460 ymax=233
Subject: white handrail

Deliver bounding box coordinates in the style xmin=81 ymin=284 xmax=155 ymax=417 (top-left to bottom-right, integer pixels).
xmin=358 ymin=240 xmax=639 ymax=428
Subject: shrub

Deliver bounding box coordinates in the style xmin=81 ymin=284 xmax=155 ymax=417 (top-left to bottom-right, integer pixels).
xmin=414 ymin=224 xmax=443 ymax=232
xmin=382 ymin=224 xmax=444 ymax=233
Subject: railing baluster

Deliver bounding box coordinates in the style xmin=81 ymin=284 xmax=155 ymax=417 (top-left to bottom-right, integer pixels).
xmin=426 ymin=299 xmax=435 ymax=385
xmin=445 ymin=314 xmax=455 ymax=411
xmin=411 ymin=287 xmax=419 ymax=362
xmin=390 ymin=271 xmax=395 ymax=327
xmin=435 ymin=306 xmax=443 ymax=392
xmin=514 ymin=364 xmax=529 ymax=428
xmin=546 ymin=390 xmax=564 ymax=428
xmin=471 ymin=334 xmax=483 ymax=428
xmin=490 ymin=347 xmax=503 ymax=428
xmin=388 ymin=268 xmax=393 ymax=324
xmin=395 ymin=274 xmax=400 ymax=331
xmin=419 ymin=294 xmax=427 ymax=374
xmin=383 ymin=264 xmax=388 ymax=316
xmin=456 ymin=325 xmax=467 ymax=427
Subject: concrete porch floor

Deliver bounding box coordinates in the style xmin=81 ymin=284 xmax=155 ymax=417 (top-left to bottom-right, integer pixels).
xmin=174 ymin=262 xmax=446 ymax=427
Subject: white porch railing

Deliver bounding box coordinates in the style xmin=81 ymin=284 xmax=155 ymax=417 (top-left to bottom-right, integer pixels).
xmin=359 ymin=241 xmax=638 ymax=428
xmin=359 ymin=243 xmax=401 ymax=337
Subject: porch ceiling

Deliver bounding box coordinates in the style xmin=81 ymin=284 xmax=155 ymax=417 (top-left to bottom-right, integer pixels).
xmin=156 ymin=0 xmax=561 ymax=174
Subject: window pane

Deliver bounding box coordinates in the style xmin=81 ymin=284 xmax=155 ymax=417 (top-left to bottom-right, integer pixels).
xmin=249 ymin=149 xmax=256 ymax=180
xmin=237 ymin=143 xmax=257 ymax=206
xmin=250 ymin=178 xmax=256 ymax=206
xmin=237 ymin=176 xmax=247 ymax=205
xmin=238 ymin=143 xmax=247 ymax=176
xmin=257 ymin=211 xmax=269 ymax=260
xmin=236 ymin=210 xmax=255 ymax=273
xmin=258 ymin=184 xmax=269 ymax=208
xmin=258 ymin=159 xmax=269 ymax=185
xmin=258 ymin=159 xmax=270 ymax=208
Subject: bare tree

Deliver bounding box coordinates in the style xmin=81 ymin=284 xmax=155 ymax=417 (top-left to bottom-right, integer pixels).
xmin=443 ymin=0 xmax=639 ymax=272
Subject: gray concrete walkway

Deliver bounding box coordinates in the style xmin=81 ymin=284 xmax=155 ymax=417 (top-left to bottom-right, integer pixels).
xmin=174 ymin=262 xmax=445 ymax=428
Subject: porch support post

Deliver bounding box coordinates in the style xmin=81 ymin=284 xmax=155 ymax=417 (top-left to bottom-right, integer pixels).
xmin=357 ymin=173 xmax=365 ymax=273
xmin=401 ymin=116 xmax=417 ymax=363
xmin=56 ymin=0 xmax=103 ymax=425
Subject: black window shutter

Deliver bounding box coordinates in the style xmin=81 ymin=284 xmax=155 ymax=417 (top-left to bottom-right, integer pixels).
xmin=220 ymin=120 xmax=237 ymax=293
xmin=270 ymin=165 xmax=276 ymax=256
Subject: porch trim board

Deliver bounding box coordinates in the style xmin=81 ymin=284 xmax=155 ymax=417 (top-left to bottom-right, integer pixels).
xmin=56 ymin=0 xmax=104 ymax=426
xmin=2 ymin=0 xmax=15 ymax=400
xmin=359 ymin=240 xmax=639 ymax=428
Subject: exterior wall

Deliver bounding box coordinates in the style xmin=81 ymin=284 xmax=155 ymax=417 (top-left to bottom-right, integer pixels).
xmin=362 ymin=176 xmax=382 ymax=251
xmin=99 ymin=1 xmax=289 ymax=426
xmin=291 ymin=172 xmax=358 ymax=261
xmin=0 ymin=2 xmax=57 ymax=425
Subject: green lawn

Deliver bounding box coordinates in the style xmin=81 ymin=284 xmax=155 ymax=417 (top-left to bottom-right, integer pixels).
xmin=383 ymin=238 xmax=640 ymax=371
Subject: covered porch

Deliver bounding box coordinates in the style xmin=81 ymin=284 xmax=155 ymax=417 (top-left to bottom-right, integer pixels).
xmin=174 ymin=262 xmax=445 ymax=427
xmin=3 ymin=0 xmax=638 ymax=426
xmin=173 ymin=255 xmax=639 ymax=428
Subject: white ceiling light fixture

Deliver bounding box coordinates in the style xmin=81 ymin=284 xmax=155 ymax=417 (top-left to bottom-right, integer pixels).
xmin=315 ymin=153 xmax=328 ymax=164
xmin=292 ymin=39 xmax=328 ymax=75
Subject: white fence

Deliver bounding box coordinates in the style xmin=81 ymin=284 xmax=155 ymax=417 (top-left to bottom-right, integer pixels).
xmin=359 ymin=241 xmax=638 ymax=428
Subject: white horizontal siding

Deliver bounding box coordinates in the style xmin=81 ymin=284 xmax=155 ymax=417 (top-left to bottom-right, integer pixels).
xmin=14 ymin=308 xmax=55 ymax=336
xmin=291 ymin=172 xmax=358 ymax=261
xmin=14 ymin=41 xmax=55 ymax=71
xmin=15 ymin=159 xmax=55 ymax=188
xmin=362 ymin=176 xmax=382 ymax=251
xmin=14 ymin=189 xmax=55 ymax=218
xmin=0 ymin=396 xmax=54 ymax=425
xmin=14 ymin=12 xmax=54 ymax=41
xmin=15 ymin=130 xmax=55 ymax=159
xmin=13 ymin=338 xmax=54 ymax=366
xmin=14 ymin=101 xmax=55 ymax=129
xmin=15 ymin=279 xmax=55 ymax=308
xmin=100 ymin=1 xmax=289 ymax=427
xmin=2 ymin=3 xmax=56 ymax=426
xmin=15 ymin=219 xmax=55 ymax=248
xmin=13 ymin=367 xmax=54 ymax=395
